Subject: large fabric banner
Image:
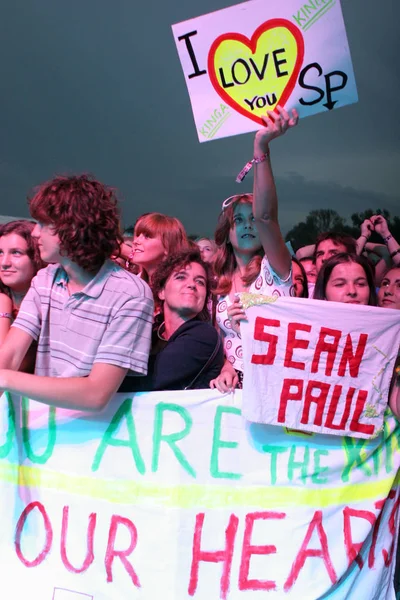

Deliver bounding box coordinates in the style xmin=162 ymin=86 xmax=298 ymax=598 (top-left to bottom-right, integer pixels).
xmin=0 ymin=389 xmax=399 ymax=599
xmin=240 ymin=296 xmax=400 ymax=439
xmin=172 ymin=0 xmax=358 ymax=142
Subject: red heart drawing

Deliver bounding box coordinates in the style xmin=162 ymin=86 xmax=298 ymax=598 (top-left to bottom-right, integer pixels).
xmin=208 ymin=19 xmax=304 ymax=125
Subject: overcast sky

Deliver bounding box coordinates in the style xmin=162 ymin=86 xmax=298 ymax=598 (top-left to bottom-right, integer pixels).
xmin=0 ymin=0 xmax=398 ymax=237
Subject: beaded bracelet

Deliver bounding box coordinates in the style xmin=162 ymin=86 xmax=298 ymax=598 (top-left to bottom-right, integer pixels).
xmin=0 ymin=312 xmax=12 ymax=319
xmin=384 ymin=234 xmax=393 ymax=243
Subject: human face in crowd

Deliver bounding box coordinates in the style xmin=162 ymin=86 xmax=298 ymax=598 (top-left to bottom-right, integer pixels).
xmin=0 ymin=233 xmax=36 ymax=293
xmin=301 ymin=259 xmax=317 ymax=284
xmin=325 ymin=262 xmax=370 ymax=305
xmin=315 ymin=240 xmax=347 ymax=274
xmin=131 ymin=232 xmax=166 ymax=270
xmin=32 ymin=222 xmax=62 ymax=264
xmin=196 ymin=239 xmax=215 ymax=263
xmin=378 ymin=268 xmax=400 ymax=310
xmin=229 ymin=202 xmax=261 ymax=255
xmin=159 ymin=262 xmax=207 ymax=320
xmin=292 ymin=261 xmax=306 ymax=298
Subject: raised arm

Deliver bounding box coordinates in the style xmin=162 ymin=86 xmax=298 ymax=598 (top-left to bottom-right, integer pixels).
xmin=252 ymin=106 xmax=299 ymax=280
xmin=356 ymin=218 xmax=374 ymax=255
xmin=371 ymin=215 xmax=400 ymax=263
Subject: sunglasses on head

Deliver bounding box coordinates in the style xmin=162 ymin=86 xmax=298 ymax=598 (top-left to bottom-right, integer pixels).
xmin=221 ymin=193 xmax=252 ymax=211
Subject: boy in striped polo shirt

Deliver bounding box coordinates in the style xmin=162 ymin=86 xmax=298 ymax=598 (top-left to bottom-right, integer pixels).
xmin=0 ymin=174 xmax=154 ymax=410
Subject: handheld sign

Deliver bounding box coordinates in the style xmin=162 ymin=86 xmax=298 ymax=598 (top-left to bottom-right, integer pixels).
xmin=240 ymin=296 xmax=400 ymax=438
xmin=172 ymin=0 xmax=358 ymax=142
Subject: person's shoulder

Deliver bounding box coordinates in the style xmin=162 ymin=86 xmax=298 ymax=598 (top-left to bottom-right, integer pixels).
xmin=103 ymin=262 xmax=152 ymax=300
xmin=179 ymin=319 xmax=219 ymax=340
xmin=0 ymin=292 xmax=12 ymax=311
xmin=31 ymin=264 xmax=63 ymax=287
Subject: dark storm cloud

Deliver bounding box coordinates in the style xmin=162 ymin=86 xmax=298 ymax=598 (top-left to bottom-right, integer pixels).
xmin=0 ymin=0 xmax=398 ymax=235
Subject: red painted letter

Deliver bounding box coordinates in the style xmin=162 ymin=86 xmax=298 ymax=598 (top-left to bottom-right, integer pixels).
xmin=251 ymin=317 xmax=280 ymax=365
xmin=188 ymin=512 xmax=239 ymax=600
xmin=311 ymin=328 xmax=341 ymax=376
xmin=15 ymin=501 xmax=53 ymax=567
xmin=338 ymin=333 xmax=368 ymax=378
xmin=343 ymin=506 xmax=375 ymax=569
xmin=349 ymin=390 xmax=375 ymax=436
xmin=61 ymin=506 xmax=96 ymax=573
xmin=325 ymin=385 xmax=354 ymax=431
xmin=105 ymin=515 xmax=141 ymax=587
xmin=278 ymin=379 xmax=304 ymax=423
xmin=239 ymin=511 xmax=286 ymax=591
xmin=368 ymin=495 xmax=394 ymax=568
xmin=284 ymin=510 xmax=337 ymax=591
xmin=301 ymin=380 xmax=330 ymax=426
xmin=284 ymin=323 xmax=311 ymax=370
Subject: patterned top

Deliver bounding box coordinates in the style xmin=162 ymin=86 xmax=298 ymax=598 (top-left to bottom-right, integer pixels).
xmin=12 ymin=260 xmax=154 ymax=377
xmin=216 ymin=255 xmax=294 ymax=372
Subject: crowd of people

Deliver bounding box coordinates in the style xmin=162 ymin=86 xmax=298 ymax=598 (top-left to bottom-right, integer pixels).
xmin=0 ymin=107 xmax=399 ymax=417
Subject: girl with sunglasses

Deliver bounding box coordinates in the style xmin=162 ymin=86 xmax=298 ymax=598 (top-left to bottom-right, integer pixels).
xmin=210 ymin=107 xmax=299 ymax=392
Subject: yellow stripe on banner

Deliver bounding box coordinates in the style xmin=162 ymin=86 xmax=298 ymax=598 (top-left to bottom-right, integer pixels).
xmin=0 ymin=462 xmax=397 ymax=509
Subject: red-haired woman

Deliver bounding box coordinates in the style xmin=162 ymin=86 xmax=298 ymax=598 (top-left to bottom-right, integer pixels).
xmin=123 ymin=213 xmax=190 ymax=282
xmin=211 ymin=107 xmax=299 ymax=392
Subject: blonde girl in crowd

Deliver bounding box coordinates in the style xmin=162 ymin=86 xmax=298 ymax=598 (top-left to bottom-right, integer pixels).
xmin=210 ymin=107 xmax=299 ymax=392
xmin=121 ymin=213 xmax=189 ymax=282
xmin=195 ymin=237 xmax=217 ymax=263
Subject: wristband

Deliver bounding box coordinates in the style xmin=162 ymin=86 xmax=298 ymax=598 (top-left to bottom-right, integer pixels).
xmin=360 ymin=234 xmax=369 ymax=241
xmin=384 ymin=234 xmax=393 ymax=243
xmin=390 ymin=249 xmax=400 ymax=259
xmin=236 ymin=148 xmax=270 ymax=183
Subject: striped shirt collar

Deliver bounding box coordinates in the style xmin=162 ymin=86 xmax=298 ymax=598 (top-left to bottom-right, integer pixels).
xmin=54 ymin=260 xmax=120 ymax=298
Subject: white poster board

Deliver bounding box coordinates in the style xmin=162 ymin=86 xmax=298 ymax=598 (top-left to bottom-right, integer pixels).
xmin=172 ymin=0 xmax=358 ymax=141
xmin=240 ymin=296 xmax=400 ymax=438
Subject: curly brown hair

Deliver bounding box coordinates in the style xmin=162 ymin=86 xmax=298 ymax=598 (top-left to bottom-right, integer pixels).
xmin=0 ymin=220 xmax=45 ymax=296
xmin=29 ymin=174 xmax=123 ymax=273
xmin=213 ymin=194 xmax=263 ymax=296
xmin=151 ymin=249 xmax=213 ymax=322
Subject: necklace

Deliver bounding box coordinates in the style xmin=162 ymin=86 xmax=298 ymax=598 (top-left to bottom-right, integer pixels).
xmin=157 ymin=321 xmax=167 ymax=341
